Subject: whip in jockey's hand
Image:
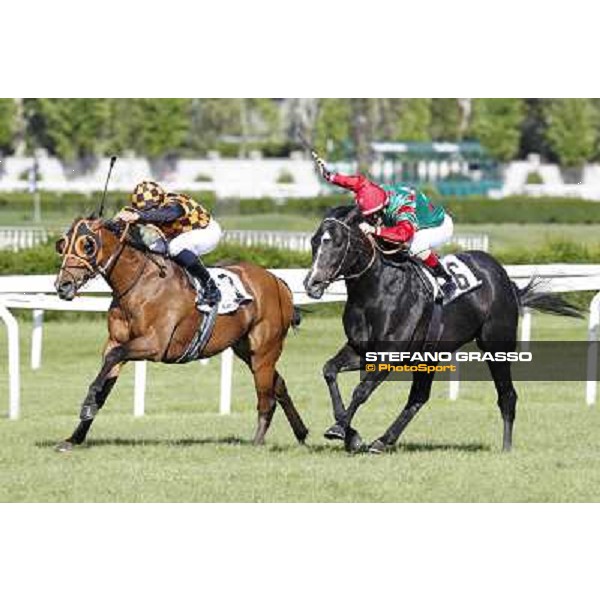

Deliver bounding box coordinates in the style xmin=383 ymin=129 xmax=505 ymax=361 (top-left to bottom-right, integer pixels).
xmin=119 ymin=181 xmax=222 ymax=307
xmin=318 ymin=164 xmax=457 ymax=298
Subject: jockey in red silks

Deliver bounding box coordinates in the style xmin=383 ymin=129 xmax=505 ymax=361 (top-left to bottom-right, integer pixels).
xmin=317 ymin=162 xmax=457 ymax=297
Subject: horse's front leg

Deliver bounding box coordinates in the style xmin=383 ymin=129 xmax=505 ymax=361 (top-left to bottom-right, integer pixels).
xmin=339 ymin=370 xmax=389 ymax=453
xmin=323 ymin=343 xmax=362 ymax=441
xmin=56 ymin=336 xmax=160 ymax=452
xmin=369 ymin=370 xmax=435 ymax=454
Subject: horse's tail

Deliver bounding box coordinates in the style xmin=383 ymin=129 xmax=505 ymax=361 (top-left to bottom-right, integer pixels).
xmin=513 ymin=277 xmax=584 ymax=319
xmin=292 ymin=305 xmax=302 ymax=329
xmin=273 ymin=275 xmax=301 ymax=331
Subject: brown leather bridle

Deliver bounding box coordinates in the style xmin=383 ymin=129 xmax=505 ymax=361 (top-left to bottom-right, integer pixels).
xmin=57 ymin=219 xmax=131 ymax=291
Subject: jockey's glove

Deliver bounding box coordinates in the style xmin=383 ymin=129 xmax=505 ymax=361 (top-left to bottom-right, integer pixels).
xmin=359 ymin=222 xmax=376 ymax=236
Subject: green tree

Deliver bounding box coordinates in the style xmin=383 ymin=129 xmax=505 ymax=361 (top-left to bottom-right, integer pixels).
xmin=25 ymin=98 xmax=111 ymax=160
xmin=314 ymin=98 xmax=352 ymax=158
xmin=519 ymin=99 xmax=554 ymax=160
xmin=397 ymin=98 xmax=432 ymax=141
xmin=0 ymin=99 xmax=16 ymax=152
xmin=471 ymin=98 xmax=525 ymax=161
xmin=349 ymin=99 xmax=378 ymax=171
xmin=430 ymin=98 xmax=462 ymax=141
xmin=128 ymin=99 xmax=190 ymax=158
xmin=188 ymin=99 xmax=242 ymax=153
xmin=544 ymin=98 xmax=596 ymax=167
xmin=246 ymin=98 xmax=280 ymax=140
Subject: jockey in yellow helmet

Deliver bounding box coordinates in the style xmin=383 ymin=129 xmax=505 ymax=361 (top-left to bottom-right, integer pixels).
xmin=116 ymin=181 xmax=222 ymax=306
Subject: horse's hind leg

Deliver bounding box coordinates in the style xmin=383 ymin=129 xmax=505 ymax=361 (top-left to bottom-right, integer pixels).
xmin=477 ymin=334 xmax=519 ymax=452
xmin=274 ymin=372 xmax=309 ymax=443
xmin=485 ymin=360 xmax=518 ymax=452
xmin=251 ymin=360 xmax=278 ymax=446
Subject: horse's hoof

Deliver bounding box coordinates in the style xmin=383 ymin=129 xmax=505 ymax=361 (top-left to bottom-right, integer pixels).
xmin=324 ymin=423 xmax=346 ymax=441
xmin=344 ymin=428 xmax=365 ymax=454
xmin=368 ymin=440 xmax=389 ymax=455
xmin=55 ymin=440 xmax=74 ymax=453
xmin=295 ymin=427 xmax=309 ymax=445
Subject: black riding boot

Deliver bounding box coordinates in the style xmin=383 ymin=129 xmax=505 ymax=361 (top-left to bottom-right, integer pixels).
xmin=173 ymin=250 xmax=221 ymax=307
xmin=430 ymin=262 xmax=457 ymax=298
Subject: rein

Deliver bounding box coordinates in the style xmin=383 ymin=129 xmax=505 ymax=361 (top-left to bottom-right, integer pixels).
xmin=98 ymin=223 xmax=169 ymax=300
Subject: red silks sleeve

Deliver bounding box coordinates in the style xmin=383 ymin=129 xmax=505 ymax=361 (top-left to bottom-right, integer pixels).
xmin=377 ymin=221 xmax=416 ymax=244
xmin=331 ymin=173 xmax=368 ymax=192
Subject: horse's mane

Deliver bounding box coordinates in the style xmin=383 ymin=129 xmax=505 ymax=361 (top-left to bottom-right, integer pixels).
xmin=324 ymin=204 xmax=363 ymax=226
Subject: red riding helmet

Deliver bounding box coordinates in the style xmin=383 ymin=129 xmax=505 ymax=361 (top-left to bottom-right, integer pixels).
xmin=331 ymin=173 xmax=389 ymax=216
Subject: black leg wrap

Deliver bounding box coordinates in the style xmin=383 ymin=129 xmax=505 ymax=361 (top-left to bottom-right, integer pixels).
xmin=80 ymin=403 xmax=98 ymax=421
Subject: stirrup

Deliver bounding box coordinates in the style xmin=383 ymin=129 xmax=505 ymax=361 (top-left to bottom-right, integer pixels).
xmin=198 ymin=281 xmax=221 ymax=307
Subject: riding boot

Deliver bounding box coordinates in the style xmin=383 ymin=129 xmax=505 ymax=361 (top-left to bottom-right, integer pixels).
xmin=423 ymin=253 xmax=457 ymax=298
xmin=173 ymin=249 xmax=221 ymax=307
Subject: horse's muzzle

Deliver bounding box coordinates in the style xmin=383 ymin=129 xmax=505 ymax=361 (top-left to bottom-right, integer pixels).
xmin=56 ymin=280 xmax=76 ymax=301
xmin=303 ymin=274 xmax=326 ymax=300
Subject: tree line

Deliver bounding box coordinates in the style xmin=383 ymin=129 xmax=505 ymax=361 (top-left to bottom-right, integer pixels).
xmin=0 ymin=98 xmax=598 ymax=167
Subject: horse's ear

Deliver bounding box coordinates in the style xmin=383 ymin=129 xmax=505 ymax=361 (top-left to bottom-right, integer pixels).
xmin=88 ymin=211 xmax=98 ymax=220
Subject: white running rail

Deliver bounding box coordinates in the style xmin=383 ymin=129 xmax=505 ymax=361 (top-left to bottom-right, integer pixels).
xmin=2 ymin=264 xmax=600 ymax=419
xmin=0 ymin=227 xmax=48 ymax=252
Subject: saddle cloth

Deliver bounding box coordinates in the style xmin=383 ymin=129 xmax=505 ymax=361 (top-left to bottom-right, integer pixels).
xmin=420 ymin=254 xmax=483 ymax=304
xmin=192 ymin=268 xmax=253 ymax=314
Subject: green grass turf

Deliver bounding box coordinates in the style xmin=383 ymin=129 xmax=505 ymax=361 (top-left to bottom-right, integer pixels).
xmin=1 ymin=310 xmax=600 ymax=502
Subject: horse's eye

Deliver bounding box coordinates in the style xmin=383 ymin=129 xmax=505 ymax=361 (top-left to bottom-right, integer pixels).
xmin=55 ymin=237 xmax=67 ymax=255
xmin=75 ymin=235 xmax=97 ymax=258
xmin=83 ymin=239 xmax=95 ymax=256
xmin=321 ymin=231 xmax=333 ymax=245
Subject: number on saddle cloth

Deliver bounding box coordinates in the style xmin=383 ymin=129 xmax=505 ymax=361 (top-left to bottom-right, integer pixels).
xmin=441 ymin=255 xmax=483 ymax=299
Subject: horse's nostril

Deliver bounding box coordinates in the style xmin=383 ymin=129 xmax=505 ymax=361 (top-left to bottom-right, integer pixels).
xmin=58 ymin=281 xmax=75 ymax=297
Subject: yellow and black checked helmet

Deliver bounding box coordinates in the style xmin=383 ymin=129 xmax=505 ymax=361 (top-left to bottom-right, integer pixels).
xmin=130 ymin=181 xmax=166 ymax=210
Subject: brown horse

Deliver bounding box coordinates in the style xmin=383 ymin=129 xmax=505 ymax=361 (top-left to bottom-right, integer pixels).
xmin=53 ymin=217 xmax=308 ymax=451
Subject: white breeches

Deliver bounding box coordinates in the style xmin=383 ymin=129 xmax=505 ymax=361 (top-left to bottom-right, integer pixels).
xmin=151 ymin=219 xmax=223 ymax=257
xmin=410 ymin=215 xmax=454 ymax=258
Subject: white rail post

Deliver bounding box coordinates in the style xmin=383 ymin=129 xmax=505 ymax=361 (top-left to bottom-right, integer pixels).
xmin=449 ymin=355 xmax=460 ymax=401
xmin=31 ymin=308 xmax=44 ymax=370
xmin=0 ymin=304 xmax=20 ymax=419
xmin=586 ymin=292 xmax=600 ymax=406
xmin=520 ymin=307 xmax=532 ymax=350
xmin=220 ymin=348 xmax=234 ymax=415
xmin=134 ymin=361 xmax=147 ymax=417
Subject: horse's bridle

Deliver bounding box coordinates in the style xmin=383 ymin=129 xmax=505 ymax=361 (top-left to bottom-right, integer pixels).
xmin=58 ymin=219 xmax=171 ymax=301
xmin=318 ymin=217 xmax=377 ymax=284
xmin=58 ymin=219 xmax=131 ymax=281
xmin=315 ymin=217 xmax=409 ymax=288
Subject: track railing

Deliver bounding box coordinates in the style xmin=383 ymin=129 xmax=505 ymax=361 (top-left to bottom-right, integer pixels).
xmin=2 ymin=264 xmax=600 ymax=419
xmin=0 ymin=227 xmax=48 ymax=252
